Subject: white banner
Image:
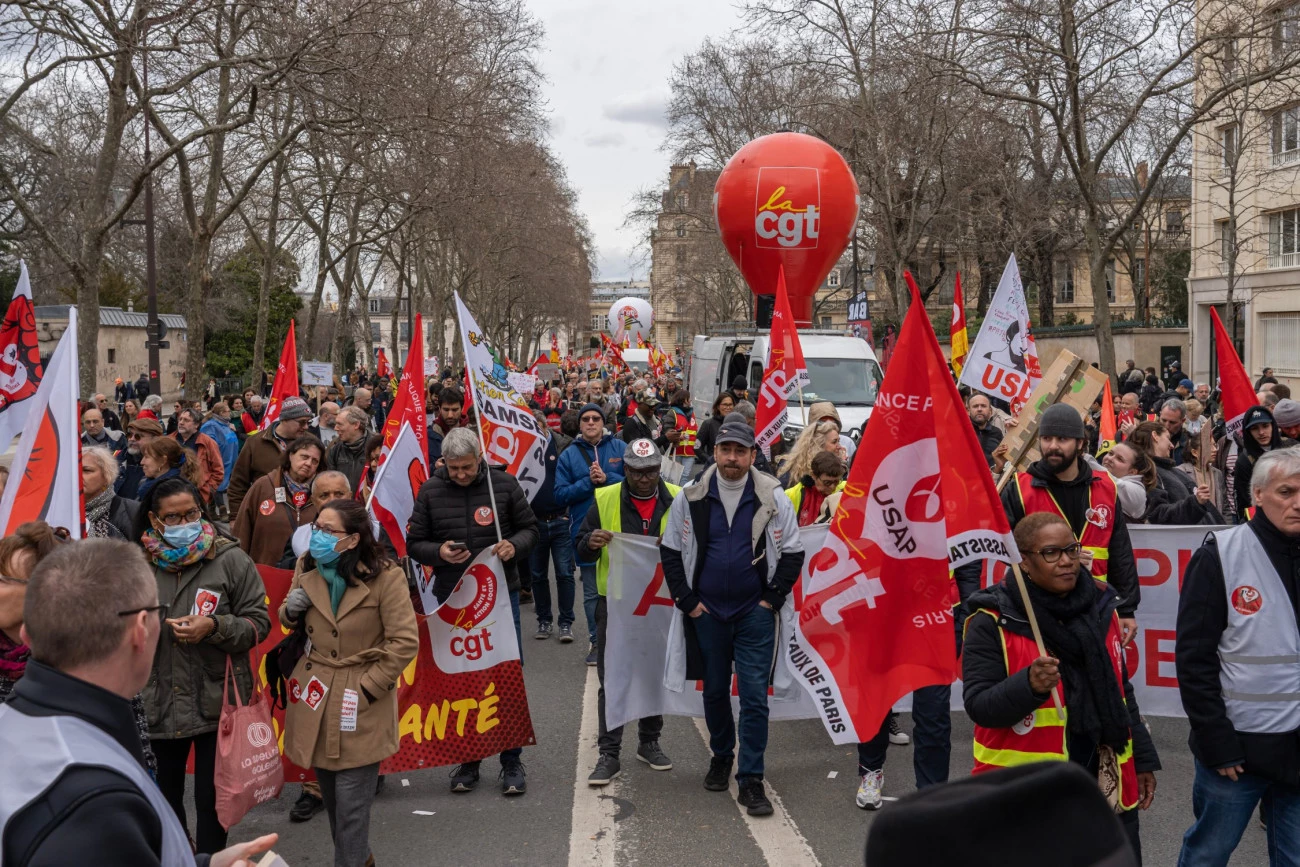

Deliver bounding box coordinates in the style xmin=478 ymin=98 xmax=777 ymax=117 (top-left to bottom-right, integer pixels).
xmin=604 ymin=530 xmax=822 ymax=732
xmin=424 ymin=355 xmax=441 ymax=378
xmin=507 ymin=372 xmax=537 ymax=395
xmin=428 ymin=549 xmax=521 ymax=673
xmin=301 ymin=361 xmax=333 ymax=387
xmin=957 ymin=254 xmax=1041 ymax=414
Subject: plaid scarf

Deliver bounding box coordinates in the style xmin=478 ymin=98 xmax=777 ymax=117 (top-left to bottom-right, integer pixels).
xmin=141 ymin=521 xmax=217 ymax=572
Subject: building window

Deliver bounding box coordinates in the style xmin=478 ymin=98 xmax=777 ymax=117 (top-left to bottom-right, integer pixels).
xmin=1054 ymin=260 xmax=1075 ymax=304
xmin=1217 ymin=221 xmax=1232 ymax=261
xmin=1166 ymin=209 xmax=1185 ymax=234
xmin=368 ymin=299 xmax=380 ymax=314
xmin=1220 ymin=124 xmax=1238 ymax=169
xmin=1268 ymin=208 xmax=1300 ymax=268
xmin=827 ymin=270 xmax=841 ymax=288
xmin=820 ymin=316 xmax=833 ymax=328
xmin=590 ymin=314 xmax=604 ymax=331
xmin=675 ymin=192 xmax=689 ymax=210
xmin=107 ymin=348 xmax=116 ymax=364
xmin=1131 ymin=257 xmax=1145 ymax=292
xmin=675 ymin=325 xmax=690 ymax=345
xmin=399 ymin=322 xmax=410 ymax=342
xmin=675 ymin=247 xmax=685 ymax=264
xmin=1274 ymin=3 xmax=1300 ymax=56
xmin=1105 ymin=259 xmax=1116 ymax=303
xmin=1258 ymin=312 xmax=1300 ymax=375
xmin=1273 ymin=107 xmax=1300 ymax=166
xmin=370 ymin=322 xmax=381 ymax=342
xmin=675 ymin=220 xmax=686 ymax=238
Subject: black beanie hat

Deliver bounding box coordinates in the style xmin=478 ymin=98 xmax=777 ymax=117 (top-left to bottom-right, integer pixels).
xmin=865 ymin=762 xmax=1138 ymax=867
xmin=1038 ymin=403 xmax=1087 ymax=440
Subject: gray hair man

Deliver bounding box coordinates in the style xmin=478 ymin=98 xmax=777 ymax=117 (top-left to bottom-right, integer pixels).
xmin=325 ymin=405 xmax=371 ymax=492
xmin=659 ymin=414 xmax=805 ymax=817
xmin=0 ymin=539 xmax=278 ymax=865
xmin=312 ymin=400 xmax=341 ymax=445
xmin=1176 ymin=448 xmax=1300 ymax=864
xmin=406 ymin=425 xmax=538 ymax=796
xmin=1160 ymin=397 xmax=1189 ymax=464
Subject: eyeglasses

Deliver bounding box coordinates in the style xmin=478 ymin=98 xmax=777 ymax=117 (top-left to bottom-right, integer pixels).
xmin=156 ymin=508 xmax=203 ymax=526
xmin=310 ymin=522 xmax=347 ymax=539
xmin=117 ymin=603 xmax=166 ymax=619
xmin=0 ymin=574 xmax=28 ymax=586
xmin=625 ymin=466 xmax=660 ymax=477
xmin=1026 ymin=543 xmax=1083 ymax=563
xmin=127 ymin=432 xmax=146 ymax=440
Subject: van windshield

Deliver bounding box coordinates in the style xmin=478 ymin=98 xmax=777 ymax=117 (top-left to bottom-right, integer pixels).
xmin=790 ymin=357 xmax=883 ymax=407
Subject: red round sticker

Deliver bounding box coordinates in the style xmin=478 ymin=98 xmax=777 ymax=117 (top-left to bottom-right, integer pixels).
xmin=288 ymin=678 xmax=301 ymax=703
xmin=1232 ymin=586 xmax=1263 ymax=616
xmin=474 ymin=506 xmax=493 ymax=526
xmin=259 ymin=499 xmax=275 ymax=516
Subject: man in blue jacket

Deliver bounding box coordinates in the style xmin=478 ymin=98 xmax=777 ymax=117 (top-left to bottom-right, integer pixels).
xmin=555 ymin=402 xmax=626 ymax=664
xmin=200 ymin=402 xmax=240 ymax=521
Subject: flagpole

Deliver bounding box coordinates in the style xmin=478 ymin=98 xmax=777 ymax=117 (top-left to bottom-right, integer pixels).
xmin=456 ymin=297 xmax=505 ymax=545
xmin=1010 ymin=562 xmax=1066 ymax=721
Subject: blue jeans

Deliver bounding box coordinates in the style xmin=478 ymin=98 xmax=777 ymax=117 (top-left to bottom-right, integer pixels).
xmin=1179 ymin=759 xmax=1300 ymax=867
xmin=693 ymin=604 xmax=777 ymax=780
xmin=530 ymin=517 xmax=576 ymax=628
xmin=856 ymin=684 xmax=952 ymax=788
xmin=580 ymin=563 xmax=599 ymax=645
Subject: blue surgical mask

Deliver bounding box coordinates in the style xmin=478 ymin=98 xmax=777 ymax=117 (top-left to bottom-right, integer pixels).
xmin=310 ymin=528 xmax=344 ymax=564
xmin=162 ymin=521 xmax=203 ymax=548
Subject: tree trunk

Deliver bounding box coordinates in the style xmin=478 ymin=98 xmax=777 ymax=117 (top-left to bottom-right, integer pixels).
xmin=251 ymin=153 xmax=286 ymax=383
xmin=1086 ymin=224 xmax=1117 ymax=377
xmin=184 ymin=232 xmax=214 ymax=402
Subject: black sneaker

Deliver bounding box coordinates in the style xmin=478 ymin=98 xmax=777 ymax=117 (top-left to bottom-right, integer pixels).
xmin=704 ymin=756 xmax=733 ymax=791
xmin=289 ymin=790 xmax=324 ymax=822
xmin=587 ymin=754 xmax=621 ymax=786
xmin=558 ymin=625 xmax=574 ymax=643
xmin=737 ymin=777 xmax=773 ymax=816
xmin=585 ymin=642 xmax=597 ymax=666
xmin=500 ymin=759 xmax=527 ymax=796
xmin=636 ymin=740 xmax=672 ymax=771
xmin=450 ymin=762 xmax=480 ymax=793
xmin=519 ymin=589 xmax=533 ymax=604
xmin=535 ymin=622 xmax=553 ymax=640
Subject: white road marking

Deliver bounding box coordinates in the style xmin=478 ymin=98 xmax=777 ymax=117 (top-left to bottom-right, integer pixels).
xmin=692 ymin=718 xmax=822 ymax=866
xmin=412 ymin=810 xmax=435 ymax=816
xmin=568 ymin=666 xmax=617 ymax=867
xmin=826 ymin=771 xmax=838 ymax=779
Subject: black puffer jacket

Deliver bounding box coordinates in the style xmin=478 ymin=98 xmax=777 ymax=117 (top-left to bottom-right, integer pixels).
xmin=1144 ymin=456 xmax=1223 ymax=525
xmin=962 ymin=577 xmax=1160 ymax=774
xmin=406 ymin=460 xmax=539 ymax=598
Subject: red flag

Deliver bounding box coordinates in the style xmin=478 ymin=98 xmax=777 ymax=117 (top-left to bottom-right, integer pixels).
xmin=1211 ymin=308 xmax=1255 ymax=434
xmin=774 ymin=267 xmax=809 ymax=389
xmin=788 ymin=271 xmax=1019 ymax=744
xmin=370 ymin=316 xmax=429 ymax=560
xmin=1097 ymin=377 xmax=1118 ymax=454
xmin=950 ymin=272 xmax=969 ymax=376
xmin=754 ymin=267 xmax=811 ymax=456
xmin=0 ymin=261 xmax=45 ymax=446
xmin=376 ymin=347 xmax=393 ymax=379
xmin=260 ymin=321 xmax=299 ymax=432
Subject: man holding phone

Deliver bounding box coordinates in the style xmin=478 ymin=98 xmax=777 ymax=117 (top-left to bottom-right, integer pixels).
xmin=407 ymin=428 xmax=538 ymax=797
xmin=555 ymin=403 xmax=627 ymax=664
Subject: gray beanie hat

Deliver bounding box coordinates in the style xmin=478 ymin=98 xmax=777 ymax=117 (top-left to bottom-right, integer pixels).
xmin=624 ymin=438 xmax=662 ymax=470
xmin=1037 ymin=403 xmax=1086 ymax=440
xmin=1273 ymin=399 xmax=1300 ymax=428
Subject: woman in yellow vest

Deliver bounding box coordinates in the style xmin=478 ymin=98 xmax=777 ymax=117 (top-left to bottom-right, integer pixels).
xmin=962 ymin=512 xmax=1159 ymax=863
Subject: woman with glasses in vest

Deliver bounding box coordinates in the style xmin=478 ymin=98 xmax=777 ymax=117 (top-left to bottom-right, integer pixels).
xmin=962 ymin=512 xmax=1159 ymax=863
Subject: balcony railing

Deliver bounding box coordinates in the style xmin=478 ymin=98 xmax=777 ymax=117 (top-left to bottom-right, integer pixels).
xmin=1268 ymin=250 xmax=1300 ymax=269
xmin=1273 ymin=148 xmax=1300 ymax=167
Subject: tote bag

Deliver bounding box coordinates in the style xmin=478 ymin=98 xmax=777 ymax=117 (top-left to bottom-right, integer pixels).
xmin=215 ymin=654 xmax=285 ymax=829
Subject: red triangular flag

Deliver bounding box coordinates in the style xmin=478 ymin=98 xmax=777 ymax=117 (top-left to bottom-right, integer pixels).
xmin=1097 ymin=377 xmax=1117 ymax=454
xmin=1211 ymin=308 xmax=1255 ymax=434
xmin=260 ymin=321 xmax=299 ymax=432
xmin=789 ymin=271 xmax=1019 ymax=744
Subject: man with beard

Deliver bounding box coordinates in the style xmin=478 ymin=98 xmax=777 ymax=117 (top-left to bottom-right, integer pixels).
xmin=966 ymin=394 xmax=1003 ymax=469
xmin=115 ymin=418 xmax=164 ymax=500
xmin=956 ymin=404 xmax=1141 ymax=648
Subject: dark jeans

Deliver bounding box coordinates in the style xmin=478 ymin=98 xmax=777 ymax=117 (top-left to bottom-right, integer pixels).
xmin=856 ymin=684 xmax=952 ymax=789
xmin=580 ymin=563 xmax=599 ymax=644
xmin=461 ymin=590 xmax=523 ymax=767
xmin=596 ymin=596 xmax=662 ymax=757
xmin=531 ymin=516 xmax=577 ymax=627
xmin=1178 ymin=758 xmax=1300 ymax=867
xmin=154 ymin=731 xmax=225 ymax=854
xmin=693 ymin=603 xmax=776 ymax=780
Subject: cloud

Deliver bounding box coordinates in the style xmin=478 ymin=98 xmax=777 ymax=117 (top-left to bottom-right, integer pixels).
xmin=584 ymin=132 xmax=626 ymax=148
xmin=602 ymin=92 xmax=668 ymax=130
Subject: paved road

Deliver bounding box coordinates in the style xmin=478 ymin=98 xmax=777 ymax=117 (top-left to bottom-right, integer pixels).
xmin=219 ymin=606 xmax=1267 ymax=866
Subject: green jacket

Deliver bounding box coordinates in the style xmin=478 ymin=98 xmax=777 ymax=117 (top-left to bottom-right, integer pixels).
xmin=144 ymin=537 xmax=270 ymax=739
xmin=578 ymin=479 xmax=680 ymax=596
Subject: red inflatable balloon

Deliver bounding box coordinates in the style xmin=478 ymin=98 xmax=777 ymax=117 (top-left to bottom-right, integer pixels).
xmin=713 ymin=132 xmax=860 ymax=324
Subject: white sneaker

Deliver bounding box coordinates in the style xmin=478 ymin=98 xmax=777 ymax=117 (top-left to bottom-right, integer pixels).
xmin=856 ymin=770 xmax=884 ymax=810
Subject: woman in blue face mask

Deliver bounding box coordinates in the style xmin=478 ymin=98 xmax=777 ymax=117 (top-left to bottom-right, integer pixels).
xmin=134 ymin=477 xmax=270 ymax=856
xmin=279 ymin=499 xmax=418 ymax=867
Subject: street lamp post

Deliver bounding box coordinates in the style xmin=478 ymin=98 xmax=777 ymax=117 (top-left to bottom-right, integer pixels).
xmin=140 ymin=28 xmax=162 ymax=398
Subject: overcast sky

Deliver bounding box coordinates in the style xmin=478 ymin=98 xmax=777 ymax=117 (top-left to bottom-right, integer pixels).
xmin=529 ymin=0 xmax=745 ymax=282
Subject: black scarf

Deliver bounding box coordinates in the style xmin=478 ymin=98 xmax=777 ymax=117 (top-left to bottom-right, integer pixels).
xmin=1008 ymin=573 xmax=1131 ymax=750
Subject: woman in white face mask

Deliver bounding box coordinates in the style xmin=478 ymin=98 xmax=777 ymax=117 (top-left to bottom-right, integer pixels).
xmin=135 ymin=477 xmax=270 ymax=856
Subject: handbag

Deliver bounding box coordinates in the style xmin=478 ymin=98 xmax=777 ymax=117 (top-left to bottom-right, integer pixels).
xmin=215 ymin=654 xmax=285 ymax=830
xmin=263 ymin=628 xmax=309 ymax=710
xmin=660 ymin=446 xmax=684 ymax=485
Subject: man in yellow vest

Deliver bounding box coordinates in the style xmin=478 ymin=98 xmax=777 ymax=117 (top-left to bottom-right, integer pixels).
xmin=578 ymin=437 xmax=680 ymax=787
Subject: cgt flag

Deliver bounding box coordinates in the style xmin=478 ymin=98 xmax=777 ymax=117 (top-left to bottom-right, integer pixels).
xmin=260 ymin=321 xmax=299 ymax=432
xmin=950 ymin=272 xmax=969 ymax=377
xmin=787 ymin=272 xmax=1019 ymax=744
xmin=370 ymin=315 xmax=429 ymax=564
xmin=0 ymin=306 xmax=82 ymax=537
xmin=1211 ymin=307 xmax=1255 ymax=435
xmin=376 ymin=347 xmax=393 ymax=380
xmin=754 ymin=267 xmax=810 ymax=457
xmin=0 ymin=262 xmax=44 ymax=447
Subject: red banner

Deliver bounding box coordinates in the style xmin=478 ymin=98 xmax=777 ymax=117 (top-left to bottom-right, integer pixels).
xmin=252 ymin=562 xmax=535 ymax=780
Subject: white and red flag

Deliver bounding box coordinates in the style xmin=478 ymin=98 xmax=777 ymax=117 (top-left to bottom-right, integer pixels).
xmin=369 ymin=315 xmax=429 ymax=562
xmin=0 ymin=306 xmax=82 ymax=537
xmin=260 ymin=321 xmax=299 ymax=432
xmin=787 ymin=272 xmax=1019 ymax=744
xmin=376 ymin=347 xmax=393 ymax=379
xmin=1211 ymin=307 xmax=1255 ymax=435
xmin=958 ymin=254 xmax=1041 ymax=414
xmin=754 ymin=267 xmax=810 ymax=456
xmin=0 ymin=262 xmax=45 ymax=447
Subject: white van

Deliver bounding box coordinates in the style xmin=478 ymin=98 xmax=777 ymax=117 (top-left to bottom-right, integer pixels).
xmin=687 ymin=330 xmax=884 ymax=443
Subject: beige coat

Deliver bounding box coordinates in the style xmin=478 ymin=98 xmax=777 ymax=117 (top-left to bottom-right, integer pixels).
xmin=278 ymin=560 xmax=418 ymax=771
